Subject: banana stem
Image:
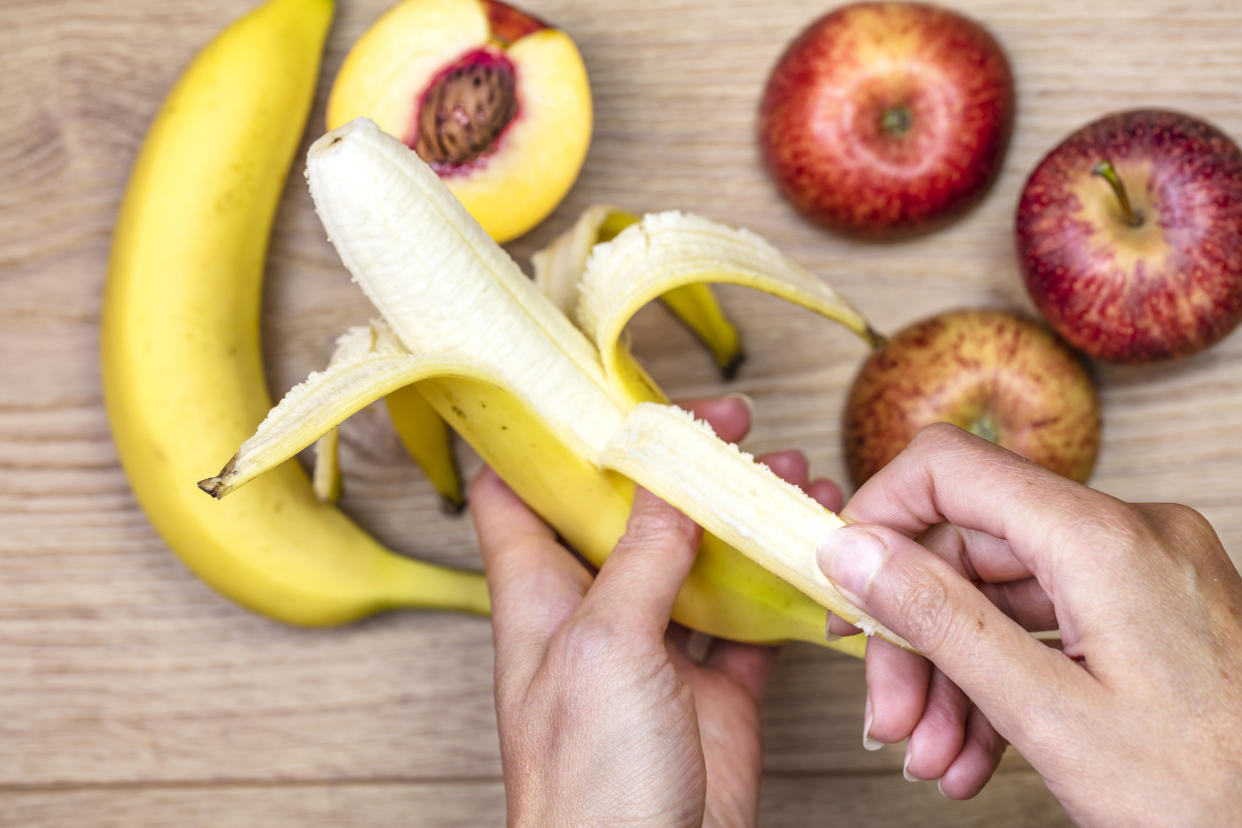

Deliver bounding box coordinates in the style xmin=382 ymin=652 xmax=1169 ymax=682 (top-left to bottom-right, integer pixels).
xmin=384 ymin=559 xmax=491 ymax=616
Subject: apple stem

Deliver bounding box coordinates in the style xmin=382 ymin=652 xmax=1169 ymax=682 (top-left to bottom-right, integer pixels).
xmin=863 ymin=325 xmax=888 ymax=350
xmin=967 ymin=413 xmax=999 ymax=445
xmin=880 ymin=106 xmax=912 ymax=136
xmin=1091 ymin=161 xmax=1143 ymax=227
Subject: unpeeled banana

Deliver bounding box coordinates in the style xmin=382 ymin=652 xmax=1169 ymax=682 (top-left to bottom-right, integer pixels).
xmin=201 ymin=117 xmax=900 ymax=654
xmin=101 ymin=0 xmax=489 ymax=624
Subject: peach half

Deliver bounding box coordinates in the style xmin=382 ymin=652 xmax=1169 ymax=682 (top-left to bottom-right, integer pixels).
xmin=327 ymin=0 xmax=592 ymax=243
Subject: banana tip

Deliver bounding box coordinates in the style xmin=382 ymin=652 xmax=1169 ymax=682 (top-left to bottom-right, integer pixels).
xmin=197 ymin=477 xmax=226 ymax=499
xmin=719 ymin=351 xmax=747 ymax=382
xmin=308 ymin=117 xmax=379 ymax=159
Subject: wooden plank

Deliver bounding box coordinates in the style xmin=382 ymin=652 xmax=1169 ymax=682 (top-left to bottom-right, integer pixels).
xmin=1 ymin=782 xmax=509 ymax=828
xmin=0 ymin=771 xmax=1065 ymax=828
xmin=759 ymin=769 xmax=1068 ymax=827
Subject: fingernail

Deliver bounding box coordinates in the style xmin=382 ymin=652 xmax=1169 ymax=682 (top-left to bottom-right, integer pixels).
xmin=863 ymin=694 xmax=883 ymax=751
xmin=937 ymin=778 xmax=947 ymax=797
xmin=818 ymin=526 xmax=886 ymax=603
xmin=902 ymin=745 xmax=917 ymax=781
xmin=826 ymin=615 xmax=841 ymax=642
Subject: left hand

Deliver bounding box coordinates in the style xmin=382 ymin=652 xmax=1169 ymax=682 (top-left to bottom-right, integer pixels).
xmin=471 ymin=396 xmax=842 ymax=827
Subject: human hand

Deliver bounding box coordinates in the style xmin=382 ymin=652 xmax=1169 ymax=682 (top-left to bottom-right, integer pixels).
xmin=471 ymin=396 xmax=842 ymax=828
xmin=816 ymin=423 xmax=1242 ymax=825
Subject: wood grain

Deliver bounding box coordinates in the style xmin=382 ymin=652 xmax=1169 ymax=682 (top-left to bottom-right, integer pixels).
xmin=4 ymin=0 xmax=1242 ymax=824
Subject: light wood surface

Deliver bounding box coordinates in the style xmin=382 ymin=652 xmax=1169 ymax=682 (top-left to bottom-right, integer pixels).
xmin=4 ymin=0 xmax=1242 ymax=824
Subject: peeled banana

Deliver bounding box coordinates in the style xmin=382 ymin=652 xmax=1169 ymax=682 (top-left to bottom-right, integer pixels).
xmin=202 ymin=118 xmax=899 ymax=654
xmin=101 ymin=0 xmax=489 ymax=625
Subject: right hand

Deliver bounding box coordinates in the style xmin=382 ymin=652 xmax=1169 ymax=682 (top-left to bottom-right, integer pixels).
xmin=816 ymin=423 xmax=1242 ymax=826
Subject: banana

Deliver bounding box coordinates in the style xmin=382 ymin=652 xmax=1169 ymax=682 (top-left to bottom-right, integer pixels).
xmin=101 ymin=0 xmax=489 ymax=625
xmin=201 ymin=117 xmax=900 ymax=655
xmin=533 ymin=206 xmax=746 ymax=378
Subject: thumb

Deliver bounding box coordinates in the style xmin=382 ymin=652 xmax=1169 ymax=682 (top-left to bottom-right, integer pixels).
xmin=575 ymin=488 xmax=703 ymax=637
xmin=818 ymin=523 xmax=1091 ymax=742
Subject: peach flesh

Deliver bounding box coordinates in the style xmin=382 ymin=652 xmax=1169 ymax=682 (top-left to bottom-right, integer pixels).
xmin=410 ymin=48 xmax=519 ymax=173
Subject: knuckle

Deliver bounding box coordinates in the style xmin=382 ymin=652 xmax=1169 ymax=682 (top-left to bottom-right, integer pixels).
xmin=1145 ymin=502 xmax=1214 ymax=539
xmin=892 ymin=569 xmax=958 ymax=648
xmin=1136 ymin=503 xmax=1226 ymax=572
xmin=621 ymin=501 xmax=698 ymax=551
xmin=910 ymin=421 xmax=970 ymax=454
xmin=547 ymin=614 xmax=622 ymax=676
xmin=1074 ymin=499 xmax=1152 ymax=561
xmin=917 ymin=693 xmax=962 ymax=739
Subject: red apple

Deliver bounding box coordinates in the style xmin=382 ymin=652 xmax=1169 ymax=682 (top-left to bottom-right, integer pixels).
xmin=842 ymin=309 xmax=1100 ymax=487
xmin=757 ymin=2 xmax=1014 ymax=238
xmin=1017 ymin=109 xmax=1242 ymax=362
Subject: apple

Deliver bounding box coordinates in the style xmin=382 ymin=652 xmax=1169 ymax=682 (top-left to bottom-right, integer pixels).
xmin=327 ymin=0 xmax=591 ymax=243
xmin=1016 ymin=109 xmax=1242 ymax=362
xmin=842 ymin=309 xmax=1100 ymax=487
xmin=757 ymin=2 xmax=1014 ymax=238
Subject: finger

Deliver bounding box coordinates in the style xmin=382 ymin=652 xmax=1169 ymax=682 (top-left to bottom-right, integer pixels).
xmin=917 ymin=523 xmax=1058 ymax=632
xmin=666 ymin=620 xmax=695 ymax=654
xmin=862 ymin=638 xmax=931 ymax=747
xmin=703 ymin=640 xmax=779 ymax=704
xmin=840 ymin=423 xmax=1132 ymax=600
xmin=903 ymin=669 xmax=971 ymax=782
xmin=470 ymin=467 xmax=592 ymax=676
xmin=827 ymin=613 xmax=862 ymax=638
xmin=678 ymin=395 xmax=752 ymax=444
xmin=817 ymin=521 xmax=1095 ymax=745
xmin=757 ymin=449 xmax=808 ymax=488
xmin=663 ymin=623 xmax=709 ymax=678
xmin=979 ymin=578 xmax=1059 ymax=633
xmin=576 ymin=487 xmax=703 ymax=636
xmin=938 ymin=706 xmax=1008 ymax=800
xmin=808 ymin=478 xmax=844 ymax=513
xmin=916 ymin=521 xmax=1031 ymax=583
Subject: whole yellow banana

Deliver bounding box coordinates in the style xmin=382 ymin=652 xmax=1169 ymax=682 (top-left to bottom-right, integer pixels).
xmin=101 ymin=0 xmax=489 ymax=624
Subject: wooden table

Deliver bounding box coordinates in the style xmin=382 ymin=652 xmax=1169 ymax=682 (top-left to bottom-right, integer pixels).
xmin=4 ymin=0 xmax=1241 ymax=824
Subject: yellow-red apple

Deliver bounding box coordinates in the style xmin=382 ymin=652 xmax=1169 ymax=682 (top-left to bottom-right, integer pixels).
xmin=843 ymin=309 xmax=1100 ymax=486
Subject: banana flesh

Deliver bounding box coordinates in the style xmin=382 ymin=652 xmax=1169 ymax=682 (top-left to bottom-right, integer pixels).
xmin=102 ymin=0 xmax=489 ymax=624
xmin=203 ymin=117 xmax=900 ymax=653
